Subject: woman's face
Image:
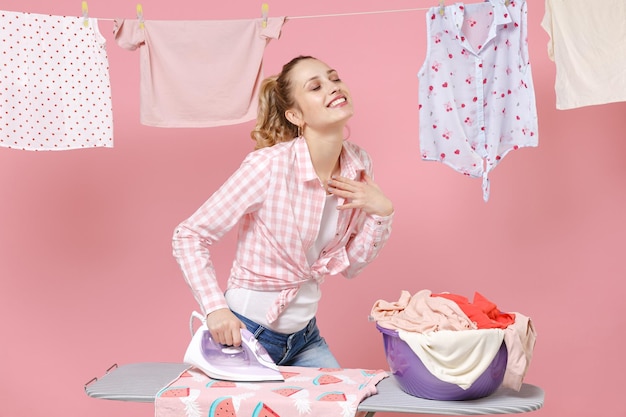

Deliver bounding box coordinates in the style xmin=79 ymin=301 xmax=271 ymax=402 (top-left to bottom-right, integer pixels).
xmin=287 ymin=59 xmax=354 ymax=133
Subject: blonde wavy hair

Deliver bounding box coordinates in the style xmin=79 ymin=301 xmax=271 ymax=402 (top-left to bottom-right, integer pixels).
xmin=250 ymin=55 xmax=315 ymax=150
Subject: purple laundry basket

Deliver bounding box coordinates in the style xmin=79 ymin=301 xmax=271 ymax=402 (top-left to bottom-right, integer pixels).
xmin=377 ymin=324 xmax=508 ymax=400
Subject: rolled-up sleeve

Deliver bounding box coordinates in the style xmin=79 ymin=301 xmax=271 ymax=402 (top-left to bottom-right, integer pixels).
xmin=342 ymin=211 xmax=393 ymax=278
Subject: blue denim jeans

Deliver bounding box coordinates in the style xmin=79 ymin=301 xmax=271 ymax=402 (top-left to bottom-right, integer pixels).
xmin=232 ymin=310 xmax=340 ymax=368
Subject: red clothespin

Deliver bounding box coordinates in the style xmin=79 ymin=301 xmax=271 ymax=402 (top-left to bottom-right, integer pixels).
xmin=81 ymin=1 xmax=89 ymax=27
xmin=261 ymin=3 xmax=269 ymax=28
xmin=136 ymin=4 xmax=145 ymax=29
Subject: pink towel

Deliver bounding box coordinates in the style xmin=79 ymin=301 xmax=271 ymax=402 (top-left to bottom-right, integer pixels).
xmin=155 ymin=366 xmax=388 ymax=417
xmin=371 ymin=289 xmax=476 ymax=332
xmin=503 ymin=313 xmax=537 ymax=391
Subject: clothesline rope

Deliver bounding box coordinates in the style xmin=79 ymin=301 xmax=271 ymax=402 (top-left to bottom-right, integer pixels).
xmin=94 ymin=7 xmax=431 ymax=22
xmin=287 ymin=7 xmax=430 ymax=19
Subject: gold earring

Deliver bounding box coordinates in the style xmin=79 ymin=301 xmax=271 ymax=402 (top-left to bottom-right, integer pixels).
xmin=298 ymin=125 xmax=302 ymax=138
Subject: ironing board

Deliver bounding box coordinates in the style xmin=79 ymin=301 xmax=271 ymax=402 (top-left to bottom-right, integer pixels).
xmin=84 ymin=362 xmax=544 ymax=416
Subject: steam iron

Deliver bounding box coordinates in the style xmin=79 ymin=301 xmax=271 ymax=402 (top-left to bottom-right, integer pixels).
xmin=183 ymin=312 xmax=284 ymax=382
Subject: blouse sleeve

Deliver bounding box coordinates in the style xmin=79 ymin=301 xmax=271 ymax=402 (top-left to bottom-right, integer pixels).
xmin=172 ymin=152 xmax=269 ymax=315
xmin=113 ymin=19 xmax=145 ymax=51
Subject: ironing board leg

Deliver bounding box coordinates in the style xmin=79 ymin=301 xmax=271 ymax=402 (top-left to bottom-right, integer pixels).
xmin=363 ymin=412 xmax=376 ymax=417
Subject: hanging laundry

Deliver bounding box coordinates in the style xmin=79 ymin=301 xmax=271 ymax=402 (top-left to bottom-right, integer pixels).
xmin=417 ymin=0 xmax=538 ymax=201
xmin=0 ymin=10 xmax=114 ymax=151
xmin=541 ymin=0 xmax=626 ymax=110
xmin=114 ymin=17 xmax=285 ymax=128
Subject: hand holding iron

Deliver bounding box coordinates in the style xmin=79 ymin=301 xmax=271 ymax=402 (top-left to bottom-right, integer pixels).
xmin=206 ymin=308 xmax=247 ymax=347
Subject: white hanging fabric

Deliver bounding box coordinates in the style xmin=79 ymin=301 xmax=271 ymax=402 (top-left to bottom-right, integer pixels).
xmin=541 ymin=0 xmax=626 ymax=109
xmin=0 ymin=10 xmax=114 ymax=151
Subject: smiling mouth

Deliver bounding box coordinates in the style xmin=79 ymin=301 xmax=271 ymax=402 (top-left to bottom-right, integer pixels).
xmin=328 ymin=97 xmax=347 ymax=108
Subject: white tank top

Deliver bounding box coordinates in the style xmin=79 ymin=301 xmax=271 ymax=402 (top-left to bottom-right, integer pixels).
xmin=226 ymin=194 xmax=338 ymax=333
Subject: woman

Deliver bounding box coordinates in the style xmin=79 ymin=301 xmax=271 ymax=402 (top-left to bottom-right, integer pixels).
xmin=173 ymin=56 xmax=393 ymax=368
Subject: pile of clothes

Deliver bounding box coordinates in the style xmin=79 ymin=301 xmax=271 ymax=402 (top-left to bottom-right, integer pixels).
xmin=371 ymin=290 xmax=536 ymax=391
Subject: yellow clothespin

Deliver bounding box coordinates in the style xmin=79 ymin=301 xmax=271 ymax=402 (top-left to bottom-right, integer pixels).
xmin=261 ymin=3 xmax=269 ymax=28
xmin=81 ymin=1 xmax=89 ymax=27
xmin=136 ymin=4 xmax=145 ymax=29
xmin=505 ymin=0 xmax=510 ymax=5
xmin=438 ymin=0 xmax=445 ymax=16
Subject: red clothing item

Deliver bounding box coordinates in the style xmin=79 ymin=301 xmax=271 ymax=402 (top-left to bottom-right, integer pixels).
xmin=432 ymin=292 xmax=515 ymax=329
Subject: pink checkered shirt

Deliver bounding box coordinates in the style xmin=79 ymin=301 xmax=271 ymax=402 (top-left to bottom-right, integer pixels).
xmin=172 ymin=137 xmax=393 ymax=323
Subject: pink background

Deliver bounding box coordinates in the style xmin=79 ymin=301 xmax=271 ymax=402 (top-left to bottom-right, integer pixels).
xmin=1 ymin=1 xmax=625 ymax=417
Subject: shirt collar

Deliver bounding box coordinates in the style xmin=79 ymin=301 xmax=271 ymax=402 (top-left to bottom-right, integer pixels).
xmin=294 ymin=136 xmax=365 ymax=183
xmin=294 ymin=137 xmax=318 ymax=182
xmin=450 ymin=0 xmax=513 ymax=32
xmin=491 ymin=0 xmax=514 ymax=26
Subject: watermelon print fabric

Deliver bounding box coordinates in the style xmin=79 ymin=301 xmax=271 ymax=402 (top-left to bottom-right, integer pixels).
xmin=155 ymin=366 xmax=388 ymax=417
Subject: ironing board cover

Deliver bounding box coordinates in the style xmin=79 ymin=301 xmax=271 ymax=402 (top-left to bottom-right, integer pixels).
xmin=155 ymin=366 xmax=388 ymax=417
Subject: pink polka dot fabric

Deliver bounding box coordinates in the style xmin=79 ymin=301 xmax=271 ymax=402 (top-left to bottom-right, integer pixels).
xmin=0 ymin=11 xmax=113 ymax=151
